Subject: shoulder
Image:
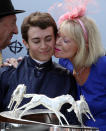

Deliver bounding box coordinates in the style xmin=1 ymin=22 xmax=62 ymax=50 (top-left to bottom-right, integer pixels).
xmin=53 ymin=62 xmax=71 ymax=75
xmin=59 ymin=58 xmax=73 ymax=72
xmin=53 ymin=62 xmax=78 ymax=99
xmin=17 ymin=56 xmax=28 ymax=67
xmin=0 ymin=56 xmax=27 ymax=76
xmin=52 ymin=62 xmax=75 ymax=79
xmin=93 ymin=56 xmax=106 ymax=74
xmin=0 ymin=66 xmax=14 ymax=76
xmin=59 ymin=58 xmax=69 ymax=64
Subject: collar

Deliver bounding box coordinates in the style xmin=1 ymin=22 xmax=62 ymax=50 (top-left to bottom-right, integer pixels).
xmin=33 ymin=59 xmax=48 ymax=64
xmin=28 ymin=56 xmax=53 ymax=71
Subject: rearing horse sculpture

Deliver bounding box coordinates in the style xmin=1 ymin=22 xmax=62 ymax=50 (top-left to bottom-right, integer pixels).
xmin=67 ymin=95 xmax=95 ymax=126
xmin=8 ymin=84 xmax=26 ymax=111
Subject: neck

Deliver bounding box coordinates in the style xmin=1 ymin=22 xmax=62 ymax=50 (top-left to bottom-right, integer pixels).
xmin=74 ymin=66 xmax=86 ymax=74
xmin=73 ymin=66 xmax=90 ymax=86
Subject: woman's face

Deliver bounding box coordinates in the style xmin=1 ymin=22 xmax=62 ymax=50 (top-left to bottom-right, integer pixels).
xmin=54 ymin=29 xmax=78 ymax=61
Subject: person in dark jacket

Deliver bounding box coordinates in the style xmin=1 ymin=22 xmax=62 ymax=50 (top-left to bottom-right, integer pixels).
xmin=0 ymin=12 xmax=79 ymax=125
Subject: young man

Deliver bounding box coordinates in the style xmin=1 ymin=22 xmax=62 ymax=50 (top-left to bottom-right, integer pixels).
xmin=0 ymin=0 xmax=25 ymax=50
xmin=0 ymin=12 xmax=79 ymax=125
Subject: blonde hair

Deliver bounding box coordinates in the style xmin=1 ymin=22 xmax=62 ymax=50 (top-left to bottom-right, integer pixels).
xmin=60 ymin=16 xmax=105 ymax=67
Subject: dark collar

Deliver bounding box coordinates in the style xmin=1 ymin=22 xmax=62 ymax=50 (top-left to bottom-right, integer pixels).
xmin=28 ymin=56 xmax=53 ymax=71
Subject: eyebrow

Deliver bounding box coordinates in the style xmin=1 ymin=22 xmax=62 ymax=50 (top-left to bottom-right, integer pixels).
xmin=32 ymin=35 xmax=52 ymax=40
xmin=32 ymin=37 xmax=40 ymax=40
xmin=45 ymin=35 xmax=52 ymax=39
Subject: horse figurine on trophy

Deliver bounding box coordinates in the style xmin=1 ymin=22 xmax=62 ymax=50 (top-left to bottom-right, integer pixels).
xmin=16 ymin=93 xmax=76 ymax=126
xmin=67 ymin=95 xmax=95 ymax=126
xmin=8 ymin=84 xmax=26 ymax=111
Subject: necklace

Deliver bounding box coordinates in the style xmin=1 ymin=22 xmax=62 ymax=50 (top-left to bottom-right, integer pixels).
xmin=75 ymin=67 xmax=86 ymax=76
xmin=73 ymin=67 xmax=87 ymax=84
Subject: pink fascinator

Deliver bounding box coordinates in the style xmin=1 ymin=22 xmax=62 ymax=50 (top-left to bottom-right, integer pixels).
xmin=58 ymin=5 xmax=86 ymax=25
xmin=48 ymin=0 xmax=98 ymax=44
xmin=58 ymin=4 xmax=88 ymax=43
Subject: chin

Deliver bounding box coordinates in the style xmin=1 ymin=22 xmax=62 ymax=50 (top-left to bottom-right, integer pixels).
xmin=40 ymin=58 xmax=51 ymax=62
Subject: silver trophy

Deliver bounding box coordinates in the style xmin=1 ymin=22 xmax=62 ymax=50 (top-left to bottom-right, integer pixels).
xmin=0 ymin=84 xmax=99 ymax=131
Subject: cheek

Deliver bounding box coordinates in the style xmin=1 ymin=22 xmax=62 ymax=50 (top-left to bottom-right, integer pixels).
xmin=63 ymin=44 xmax=77 ymax=55
xmin=48 ymin=41 xmax=55 ymax=49
xmin=68 ymin=45 xmax=78 ymax=57
xmin=6 ymin=26 xmax=12 ymax=33
xmin=3 ymin=30 xmax=8 ymax=37
xmin=51 ymin=39 xmax=55 ymax=46
xmin=30 ymin=48 xmax=38 ymax=58
xmin=29 ymin=45 xmax=38 ymax=53
xmin=62 ymin=45 xmax=71 ymax=53
xmin=50 ymin=43 xmax=54 ymax=48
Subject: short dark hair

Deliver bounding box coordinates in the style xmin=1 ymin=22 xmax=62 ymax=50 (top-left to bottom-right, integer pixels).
xmin=21 ymin=12 xmax=57 ymax=42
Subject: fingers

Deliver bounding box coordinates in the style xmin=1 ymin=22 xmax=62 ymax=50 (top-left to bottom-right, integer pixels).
xmin=2 ymin=58 xmax=18 ymax=68
xmin=2 ymin=57 xmax=23 ymax=68
xmin=6 ymin=58 xmax=18 ymax=68
xmin=1 ymin=62 xmax=12 ymax=67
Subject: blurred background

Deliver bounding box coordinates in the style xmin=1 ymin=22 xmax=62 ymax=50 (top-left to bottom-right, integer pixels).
xmin=2 ymin=0 xmax=106 ymax=63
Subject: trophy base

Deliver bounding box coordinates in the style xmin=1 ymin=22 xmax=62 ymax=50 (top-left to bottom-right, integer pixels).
xmin=0 ymin=109 xmax=99 ymax=131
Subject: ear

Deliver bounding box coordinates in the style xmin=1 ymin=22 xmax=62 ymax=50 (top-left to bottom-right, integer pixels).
xmin=23 ymin=39 xmax=29 ymax=49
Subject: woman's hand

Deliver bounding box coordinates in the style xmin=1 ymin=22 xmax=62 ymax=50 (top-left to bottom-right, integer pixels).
xmin=1 ymin=56 xmax=23 ymax=68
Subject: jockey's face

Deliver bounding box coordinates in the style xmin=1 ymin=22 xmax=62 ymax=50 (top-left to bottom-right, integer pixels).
xmin=23 ymin=26 xmax=55 ymax=61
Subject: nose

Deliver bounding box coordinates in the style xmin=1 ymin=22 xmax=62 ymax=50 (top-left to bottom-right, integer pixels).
xmin=13 ymin=24 xmax=18 ymax=34
xmin=56 ymin=37 xmax=62 ymax=45
xmin=40 ymin=41 xmax=47 ymax=49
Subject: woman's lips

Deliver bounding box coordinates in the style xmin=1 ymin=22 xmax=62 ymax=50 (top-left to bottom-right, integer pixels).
xmin=55 ymin=48 xmax=61 ymax=52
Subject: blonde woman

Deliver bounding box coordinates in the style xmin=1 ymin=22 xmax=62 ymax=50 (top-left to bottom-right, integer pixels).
xmin=54 ymin=6 xmax=106 ymax=131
